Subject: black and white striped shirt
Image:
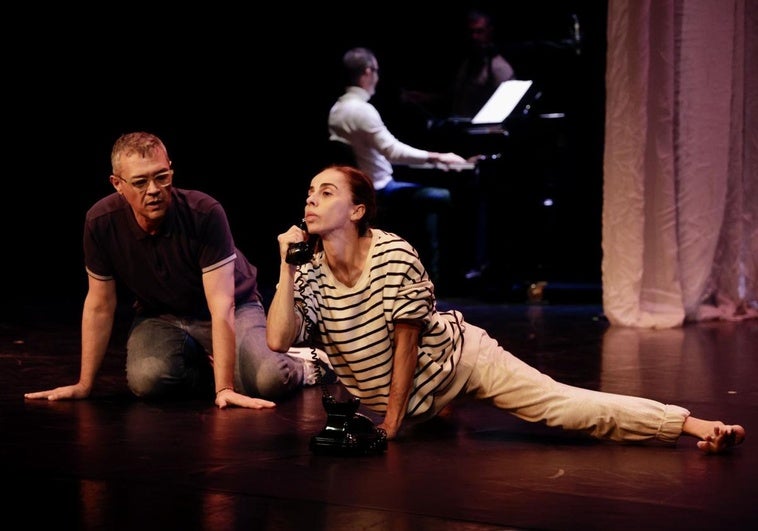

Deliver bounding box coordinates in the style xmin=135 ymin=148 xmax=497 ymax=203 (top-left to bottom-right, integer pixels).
xmin=293 ymin=229 xmax=465 ymax=417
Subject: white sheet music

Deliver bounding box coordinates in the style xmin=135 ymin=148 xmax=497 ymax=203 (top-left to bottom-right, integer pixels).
xmin=471 ymin=80 xmax=533 ymax=125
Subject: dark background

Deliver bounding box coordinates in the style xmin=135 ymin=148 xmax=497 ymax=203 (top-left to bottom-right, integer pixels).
xmin=5 ymin=1 xmax=608 ymax=308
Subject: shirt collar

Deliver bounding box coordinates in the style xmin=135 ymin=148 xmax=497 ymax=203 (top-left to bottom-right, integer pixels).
xmin=346 ymin=85 xmax=371 ymax=101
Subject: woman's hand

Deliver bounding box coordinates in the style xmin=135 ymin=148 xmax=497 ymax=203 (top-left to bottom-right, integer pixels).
xmin=377 ymin=420 xmax=400 ymax=440
xmin=277 ymin=223 xmax=308 ymax=262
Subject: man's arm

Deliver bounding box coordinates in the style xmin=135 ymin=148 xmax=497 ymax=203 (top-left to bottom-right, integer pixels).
xmin=25 ymin=275 xmax=117 ymax=400
xmin=378 ymin=320 xmax=421 ymax=439
xmin=491 ymin=55 xmax=515 ymax=84
xmin=368 ymin=107 xmax=467 ymax=168
xmin=202 ymin=261 xmax=275 ymax=409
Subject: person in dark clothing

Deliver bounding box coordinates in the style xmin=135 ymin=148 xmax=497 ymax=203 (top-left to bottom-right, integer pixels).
xmin=25 ymin=131 xmax=319 ymax=408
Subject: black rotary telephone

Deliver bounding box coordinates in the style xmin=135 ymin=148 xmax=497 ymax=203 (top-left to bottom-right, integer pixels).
xmin=309 ymin=393 xmax=388 ymax=456
xmin=285 ymin=219 xmax=317 ymax=266
xmin=286 ymin=219 xmax=387 ymax=456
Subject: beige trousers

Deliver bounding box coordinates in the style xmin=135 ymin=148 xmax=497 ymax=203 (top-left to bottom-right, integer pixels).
xmin=459 ymin=324 xmax=689 ymax=444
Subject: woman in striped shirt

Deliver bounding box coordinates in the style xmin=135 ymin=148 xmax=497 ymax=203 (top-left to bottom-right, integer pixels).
xmin=266 ymin=165 xmax=745 ymax=454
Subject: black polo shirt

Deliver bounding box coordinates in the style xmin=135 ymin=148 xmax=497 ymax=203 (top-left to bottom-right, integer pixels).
xmin=84 ymin=188 xmax=260 ymax=319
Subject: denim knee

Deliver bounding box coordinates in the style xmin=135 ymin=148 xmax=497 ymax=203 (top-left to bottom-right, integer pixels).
xmin=235 ymin=306 xmax=302 ymax=399
xmin=239 ymin=353 xmax=301 ymax=400
xmin=126 ymin=317 xmax=211 ymax=398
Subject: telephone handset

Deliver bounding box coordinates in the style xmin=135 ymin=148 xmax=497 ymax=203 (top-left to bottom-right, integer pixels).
xmin=286 ymin=219 xmax=317 ymax=266
xmin=288 ymin=218 xmax=387 ymax=455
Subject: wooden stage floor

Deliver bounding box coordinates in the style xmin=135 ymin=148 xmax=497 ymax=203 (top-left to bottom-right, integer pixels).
xmin=2 ymin=295 xmax=755 ymax=530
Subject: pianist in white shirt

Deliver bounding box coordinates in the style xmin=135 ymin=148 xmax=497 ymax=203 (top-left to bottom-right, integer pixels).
xmin=327 ymin=47 xmax=469 ymax=288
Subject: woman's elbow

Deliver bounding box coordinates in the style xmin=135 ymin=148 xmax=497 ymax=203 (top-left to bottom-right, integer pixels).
xmin=266 ymin=332 xmax=291 ymax=353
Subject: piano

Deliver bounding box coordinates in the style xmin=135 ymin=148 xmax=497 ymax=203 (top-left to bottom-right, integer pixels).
xmin=400 ymin=81 xmax=569 ymax=297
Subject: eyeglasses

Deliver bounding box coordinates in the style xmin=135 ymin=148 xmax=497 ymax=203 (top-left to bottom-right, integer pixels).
xmin=115 ymin=170 xmax=173 ymax=192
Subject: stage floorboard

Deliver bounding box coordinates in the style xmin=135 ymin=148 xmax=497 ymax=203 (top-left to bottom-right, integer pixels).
xmin=2 ymin=296 xmax=755 ymax=530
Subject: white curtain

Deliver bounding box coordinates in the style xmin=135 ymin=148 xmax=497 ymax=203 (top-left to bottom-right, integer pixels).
xmin=603 ymin=0 xmax=758 ymax=328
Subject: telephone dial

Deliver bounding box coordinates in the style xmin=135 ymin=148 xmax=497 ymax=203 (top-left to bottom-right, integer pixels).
xmin=287 ymin=219 xmax=388 ymax=456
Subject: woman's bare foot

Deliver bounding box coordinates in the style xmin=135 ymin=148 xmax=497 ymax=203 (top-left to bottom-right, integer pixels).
xmin=695 ymin=424 xmax=746 ymax=454
xmin=682 ymin=417 xmax=745 ymax=454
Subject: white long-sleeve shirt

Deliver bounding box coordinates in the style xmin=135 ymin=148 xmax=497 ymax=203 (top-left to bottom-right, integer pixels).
xmin=328 ymin=86 xmax=430 ymax=190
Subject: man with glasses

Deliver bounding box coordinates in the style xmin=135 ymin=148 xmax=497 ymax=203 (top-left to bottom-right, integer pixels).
xmin=25 ymin=131 xmax=321 ymax=408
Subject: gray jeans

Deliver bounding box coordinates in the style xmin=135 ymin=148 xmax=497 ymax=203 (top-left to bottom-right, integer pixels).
xmin=125 ymin=302 xmax=304 ymax=400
